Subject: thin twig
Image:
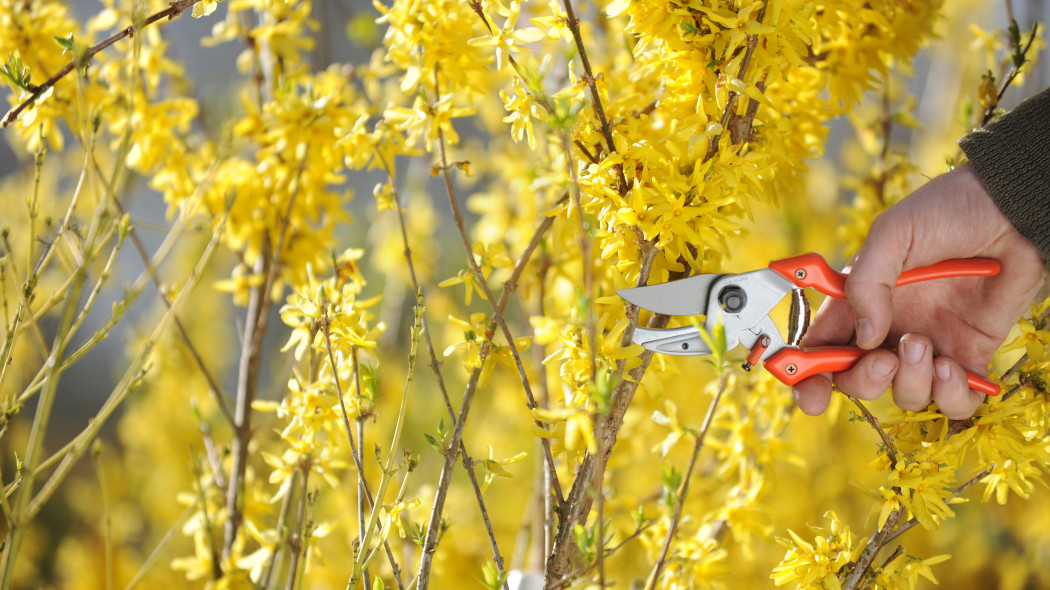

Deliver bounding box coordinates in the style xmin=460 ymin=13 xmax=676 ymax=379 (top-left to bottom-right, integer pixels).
xmin=108 ymin=193 xmax=235 ymax=427
xmin=645 ymin=372 xmax=730 ymax=589
xmin=847 ymin=396 xmax=898 ymax=469
xmin=981 ymin=23 xmax=1039 ymax=126
xmin=413 ymin=182 xmax=567 ymax=589
xmin=559 ymin=0 xmax=628 ymax=193
xmin=375 ymin=152 xmax=533 ymax=589
xmin=432 ymin=78 xmax=564 ymax=510
xmin=1 ymin=0 xmax=205 ymax=127
xmin=284 ymin=465 xmax=311 ymax=590
xmin=324 ymin=328 xmax=406 ymax=590
xmin=259 ymin=479 xmax=296 ymax=589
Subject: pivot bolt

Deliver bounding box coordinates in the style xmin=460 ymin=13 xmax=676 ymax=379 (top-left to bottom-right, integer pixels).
xmin=785 ymin=364 xmax=798 ymax=375
xmin=795 ymin=269 xmax=807 ymax=280
xmin=718 ymin=285 xmax=747 ymax=313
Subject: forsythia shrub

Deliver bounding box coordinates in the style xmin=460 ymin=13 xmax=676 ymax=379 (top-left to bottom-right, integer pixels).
xmin=0 ymin=0 xmax=1047 ymax=588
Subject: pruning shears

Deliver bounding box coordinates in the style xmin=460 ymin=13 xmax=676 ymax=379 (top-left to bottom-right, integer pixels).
xmin=616 ymin=252 xmax=1002 ymax=396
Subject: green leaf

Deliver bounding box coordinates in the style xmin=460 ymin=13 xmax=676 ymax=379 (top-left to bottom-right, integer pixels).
xmin=52 ymin=33 xmax=74 ymax=54
xmin=478 ymin=561 xmax=509 ymax=590
xmin=1 ymin=50 xmax=31 ymax=92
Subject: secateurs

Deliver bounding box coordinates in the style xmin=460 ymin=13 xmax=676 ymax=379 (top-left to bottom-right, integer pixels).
xmin=616 ymin=253 xmax=1002 ymax=396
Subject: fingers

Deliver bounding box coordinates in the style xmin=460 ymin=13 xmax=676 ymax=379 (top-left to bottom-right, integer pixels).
xmin=792 ymin=336 xmax=987 ymax=420
xmin=793 ymin=373 xmax=833 ymax=416
xmin=843 ymin=217 xmax=909 ymax=350
xmin=833 ymin=349 xmax=898 ymax=400
xmin=891 ymin=334 xmax=933 ymax=411
xmin=931 ymin=358 xmax=985 ymax=420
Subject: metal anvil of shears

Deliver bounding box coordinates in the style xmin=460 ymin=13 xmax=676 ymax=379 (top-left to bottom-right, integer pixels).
xmin=616 ymin=252 xmax=1002 ymax=397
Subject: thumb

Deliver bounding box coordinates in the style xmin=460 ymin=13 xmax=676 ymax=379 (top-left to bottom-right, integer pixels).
xmin=844 ymin=214 xmax=911 ymax=349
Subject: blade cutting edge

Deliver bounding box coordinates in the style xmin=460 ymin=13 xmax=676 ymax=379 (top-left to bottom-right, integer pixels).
xmin=616 ymin=274 xmax=724 ymax=316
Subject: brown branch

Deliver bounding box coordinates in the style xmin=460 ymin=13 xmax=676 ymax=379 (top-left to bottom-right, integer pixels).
xmin=1 ymin=0 xmax=205 ymax=128
xmin=412 ymin=155 xmax=567 ymax=588
xmin=376 ymin=151 xmax=556 ymax=590
xmin=703 ymin=0 xmax=769 ymax=164
xmin=559 ymin=0 xmax=629 ymax=194
xmin=223 ymin=155 xmax=308 ymax=559
xmin=546 ymin=310 xmax=672 ymax=584
xmin=546 ymin=517 xmax=658 ymax=590
xmin=324 ymin=334 xmax=405 ymax=590
xmin=981 ymin=23 xmax=1040 ymax=126
xmin=840 ymin=507 xmax=904 ymax=590
xmin=432 ymin=71 xmax=564 ymax=506
xmin=847 ymin=396 xmax=898 ymax=469
xmin=841 ymin=465 xmax=994 ymax=589
xmin=645 ymin=372 xmax=730 ymax=589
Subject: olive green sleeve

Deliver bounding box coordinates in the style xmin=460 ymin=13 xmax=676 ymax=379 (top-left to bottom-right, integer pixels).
xmin=958 ymin=86 xmax=1050 ymax=264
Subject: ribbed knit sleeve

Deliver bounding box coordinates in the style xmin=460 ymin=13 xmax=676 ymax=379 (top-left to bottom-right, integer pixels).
xmin=958 ymin=86 xmax=1050 ymax=264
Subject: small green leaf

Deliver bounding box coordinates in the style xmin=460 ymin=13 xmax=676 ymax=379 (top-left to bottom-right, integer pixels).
xmin=52 ymin=34 xmax=74 ymax=54
xmin=1 ymin=50 xmax=32 ymax=92
xmin=478 ymin=561 xmax=509 ymax=590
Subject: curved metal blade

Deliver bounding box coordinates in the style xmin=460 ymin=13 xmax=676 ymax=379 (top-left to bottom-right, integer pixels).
xmin=632 ymin=325 xmax=713 ymax=356
xmin=616 ymin=274 xmax=724 ymax=316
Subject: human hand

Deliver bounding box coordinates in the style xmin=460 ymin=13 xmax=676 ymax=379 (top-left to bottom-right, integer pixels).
xmin=793 ymin=162 xmax=1046 ymax=419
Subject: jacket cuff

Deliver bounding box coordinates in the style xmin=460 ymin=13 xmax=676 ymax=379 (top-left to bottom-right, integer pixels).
xmin=958 ymin=87 xmax=1050 ymax=265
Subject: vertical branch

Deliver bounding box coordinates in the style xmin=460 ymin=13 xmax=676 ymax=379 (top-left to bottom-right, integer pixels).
xmin=432 ymin=72 xmax=564 ymax=507
xmin=351 ymin=346 xmax=372 ymax=590
xmin=92 ymin=443 xmax=114 ymax=590
xmin=324 ymin=328 xmax=405 ymax=590
xmin=412 ymin=181 xmax=567 ymax=588
xmin=284 ymin=466 xmax=311 ymax=590
xmin=559 ymin=0 xmax=628 ymax=193
xmin=224 ymin=156 xmax=307 ymax=559
xmin=840 ymin=508 xmax=905 ymax=590
xmin=374 ymin=153 xmax=513 ymax=588
xmin=645 ymin=373 xmax=730 ymax=589
xmin=352 ymin=295 xmax=422 ymax=587
xmin=703 ymin=0 xmax=769 ymax=164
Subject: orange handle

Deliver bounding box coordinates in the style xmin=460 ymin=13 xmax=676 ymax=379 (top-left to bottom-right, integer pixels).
xmin=768 ymin=253 xmax=1001 ymax=298
xmin=765 ymin=347 xmax=1001 ymax=396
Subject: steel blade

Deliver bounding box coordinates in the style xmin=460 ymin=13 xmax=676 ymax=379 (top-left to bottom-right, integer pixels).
xmin=616 ymin=274 xmax=724 ymax=316
xmin=632 ymin=325 xmax=713 ymax=356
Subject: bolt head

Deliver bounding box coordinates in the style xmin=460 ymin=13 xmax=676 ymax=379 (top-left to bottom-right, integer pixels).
xmin=785 ymin=364 xmax=797 ymax=375
xmin=795 ymin=269 xmax=807 ymax=280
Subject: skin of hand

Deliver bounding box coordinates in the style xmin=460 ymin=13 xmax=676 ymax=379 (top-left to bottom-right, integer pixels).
xmin=793 ymin=162 xmax=1047 ymax=419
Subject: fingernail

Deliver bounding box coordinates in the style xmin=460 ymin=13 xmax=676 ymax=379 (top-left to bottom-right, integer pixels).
xmin=935 ymin=360 xmax=950 ymax=382
xmin=856 ymin=318 xmax=873 ymax=345
xmin=903 ymin=340 xmax=926 ymax=364
xmin=872 ymin=357 xmax=895 ymax=379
